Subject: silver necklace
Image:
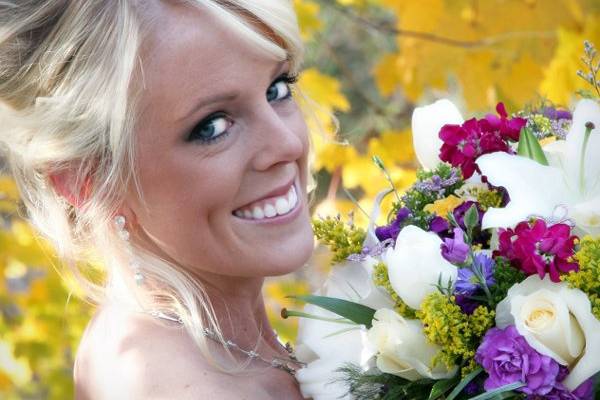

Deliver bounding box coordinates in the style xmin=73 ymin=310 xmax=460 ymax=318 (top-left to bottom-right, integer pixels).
xmin=147 ymin=310 xmax=306 ymax=376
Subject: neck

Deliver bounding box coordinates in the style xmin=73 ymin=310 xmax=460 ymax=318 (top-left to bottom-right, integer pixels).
xmin=195 ymin=271 xmax=285 ymax=355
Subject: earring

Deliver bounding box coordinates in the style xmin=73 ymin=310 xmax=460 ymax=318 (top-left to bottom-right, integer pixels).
xmin=114 ymin=214 xmax=144 ymax=286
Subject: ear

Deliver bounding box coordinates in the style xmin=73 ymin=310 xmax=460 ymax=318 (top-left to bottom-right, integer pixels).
xmin=48 ymin=169 xmax=94 ymax=209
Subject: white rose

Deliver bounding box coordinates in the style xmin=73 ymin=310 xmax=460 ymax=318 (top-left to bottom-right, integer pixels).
xmin=411 ymin=99 xmax=464 ymax=170
xmin=295 ymin=260 xmax=395 ymax=400
xmin=384 ymin=225 xmax=458 ymax=310
xmin=496 ymin=275 xmax=600 ymax=390
xmin=367 ymin=308 xmax=457 ymax=380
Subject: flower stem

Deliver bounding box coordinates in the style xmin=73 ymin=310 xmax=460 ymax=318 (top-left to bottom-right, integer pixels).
xmin=579 ymin=122 xmax=595 ymax=195
xmin=372 ymin=156 xmax=401 ymax=203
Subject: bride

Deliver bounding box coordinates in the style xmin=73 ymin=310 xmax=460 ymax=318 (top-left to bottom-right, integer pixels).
xmin=0 ymin=1 xmax=315 ymax=398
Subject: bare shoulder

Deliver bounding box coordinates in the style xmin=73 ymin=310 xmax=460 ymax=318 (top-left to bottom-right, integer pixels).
xmin=73 ymin=305 xmax=261 ymax=400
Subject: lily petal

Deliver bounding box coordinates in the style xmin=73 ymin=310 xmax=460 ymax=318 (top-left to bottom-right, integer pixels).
xmin=564 ymin=99 xmax=600 ymax=196
xmin=412 ymin=99 xmax=464 ymax=170
xmin=477 ymin=152 xmax=571 ymax=229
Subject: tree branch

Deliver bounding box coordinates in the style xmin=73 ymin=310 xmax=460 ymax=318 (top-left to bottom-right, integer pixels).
xmin=322 ymin=1 xmax=556 ymax=49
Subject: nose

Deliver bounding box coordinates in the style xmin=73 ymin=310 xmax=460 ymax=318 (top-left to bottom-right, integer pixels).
xmin=249 ymin=102 xmax=306 ymax=172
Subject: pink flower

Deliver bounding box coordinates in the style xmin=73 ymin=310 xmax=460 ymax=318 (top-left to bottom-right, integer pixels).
xmin=439 ymin=103 xmax=526 ymax=179
xmin=495 ymin=219 xmax=579 ymax=282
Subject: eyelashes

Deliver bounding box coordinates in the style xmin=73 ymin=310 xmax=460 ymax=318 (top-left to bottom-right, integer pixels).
xmin=186 ymin=72 xmax=299 ymax=144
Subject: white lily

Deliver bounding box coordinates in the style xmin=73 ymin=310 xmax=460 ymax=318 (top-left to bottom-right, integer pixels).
xmin=412 ymin=99 xmax=464 ymax=170
xmin=477 ymin=99 xmax=600 ymax=234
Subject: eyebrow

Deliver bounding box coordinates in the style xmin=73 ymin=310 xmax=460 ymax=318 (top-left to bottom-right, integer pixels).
xmin=177 ymin=60 xmax=289 ymax=122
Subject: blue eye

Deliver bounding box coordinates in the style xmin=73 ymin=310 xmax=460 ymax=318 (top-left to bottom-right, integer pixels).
xmin=187 ymin=73 xmax=298 ymax=144
xmin=266 ymin=73 xmax=297 ymax=102
xmin=187 ymin=113 xmax=231 ymax=143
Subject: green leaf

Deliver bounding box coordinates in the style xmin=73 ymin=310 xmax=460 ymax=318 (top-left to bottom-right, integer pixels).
xmin=446 ymin=367 xmax=483 ymax=400
xmin=289 ymin=295 xmax=377 ymax=328
xmin=517 ymin=127 xmax=549 ymax=166
xmin=428 ymin=375 xmax=459 ymax=400
xmin=467 ymin=382 xmax=524 ymax=400
xmin=464 ymin=203 xmax=480 ymax=235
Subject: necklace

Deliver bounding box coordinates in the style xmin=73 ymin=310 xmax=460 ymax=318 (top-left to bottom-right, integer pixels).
xmin=147 ymin=310 xmax=306 ymax=376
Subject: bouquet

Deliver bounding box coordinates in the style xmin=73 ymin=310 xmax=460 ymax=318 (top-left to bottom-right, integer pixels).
xmin=288 ymin=42 xmax=600 ymax=400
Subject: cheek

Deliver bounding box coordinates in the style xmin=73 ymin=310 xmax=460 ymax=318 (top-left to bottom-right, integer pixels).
xmin=131 ymin=145 xmax=244 ymax=253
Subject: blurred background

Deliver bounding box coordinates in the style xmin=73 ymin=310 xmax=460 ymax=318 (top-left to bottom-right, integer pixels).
xmin=1 ymin=0 xmax=599 ymax=398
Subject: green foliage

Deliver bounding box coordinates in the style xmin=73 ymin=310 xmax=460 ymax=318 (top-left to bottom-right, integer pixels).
xmin=417 ymin=292 xmax=494 ymax=375
xmin=372 ymin=262 xmax=417 ymax=319
xmin=290 ymin=295 xmax=376 ymax=327
xmin=336 ymin=363 xmax=435 ymax=400
xmin=517 ymin=127 xmax=550 ymax=166
xmin=490 ymin=257 xmax=526 ymax=307
xmin=563 ymin=236 xmax=600 ymax=319
xmin=312 ymin=216 xmax=366 ymax=263
xmin=391 ymin=164 xmax=463 ymax=229
xmin=577 ymin=40 xmax=600 ymax=98
xmin=473 ymin=188 xmax=504 ymax=212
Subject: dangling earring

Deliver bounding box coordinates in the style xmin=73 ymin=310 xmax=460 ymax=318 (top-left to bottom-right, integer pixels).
xmin=114 ymin=214 xmax=144 ymax=286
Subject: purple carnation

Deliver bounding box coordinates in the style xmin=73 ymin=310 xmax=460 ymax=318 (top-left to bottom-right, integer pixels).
xmin=543 ymin=378 xmax=595 ymax=400
xmin=442 ymin=228 xmax=470 ymax=264
xmin=476 ymin=326 xmax=561 ymax=396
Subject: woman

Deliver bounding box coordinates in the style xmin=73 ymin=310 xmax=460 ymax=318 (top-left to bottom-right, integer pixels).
xmin=0 ymin=1 xmax=315 ymax=398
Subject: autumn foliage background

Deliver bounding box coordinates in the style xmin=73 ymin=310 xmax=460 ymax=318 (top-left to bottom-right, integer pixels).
xmin=1 ymin=0 xmax=599 ymax=398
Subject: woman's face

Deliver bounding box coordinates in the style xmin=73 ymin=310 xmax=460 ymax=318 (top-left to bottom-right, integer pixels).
xmin=126 ymin=2 xmax=313 ymax=279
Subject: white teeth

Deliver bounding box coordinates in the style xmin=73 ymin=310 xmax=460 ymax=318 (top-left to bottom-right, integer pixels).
xmin=252 ymin=206 xmax=265 ymax=220
xmin=275 ymin=197 xmax=290 ymax=215
xmin=264 ymin=204 xmax=277 ymax=218
xmin=288 ymin=186 xmax=298 ymax=208
xmin=235 ymin=184 xmax=300 ymax=220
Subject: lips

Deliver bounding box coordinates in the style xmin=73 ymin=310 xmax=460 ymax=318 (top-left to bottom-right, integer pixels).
xmin=233 ymin=183 xmax=298 ymax=220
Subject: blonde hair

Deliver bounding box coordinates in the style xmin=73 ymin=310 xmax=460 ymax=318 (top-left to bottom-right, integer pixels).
xmin=0 ymin=0 xmax=304 ymax=372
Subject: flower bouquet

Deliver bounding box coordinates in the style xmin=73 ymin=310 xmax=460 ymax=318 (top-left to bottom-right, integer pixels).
xmin=287 ymin=43 xmax=600 ymax=400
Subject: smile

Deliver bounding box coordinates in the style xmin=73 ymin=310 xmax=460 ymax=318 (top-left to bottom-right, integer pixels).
xmin=233 ymin=183 xmax=299 ymax=220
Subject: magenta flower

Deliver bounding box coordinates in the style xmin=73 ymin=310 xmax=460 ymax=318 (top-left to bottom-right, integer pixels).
xmin=476 ymin=325 xmax=561 ymax=396
xmin=439 ymin=103 xmax=526 ymax=178
xmin=480 ymin=102 xmax=527 ymax=142
xmin=495 ymin=219 xmax=578 ymax=283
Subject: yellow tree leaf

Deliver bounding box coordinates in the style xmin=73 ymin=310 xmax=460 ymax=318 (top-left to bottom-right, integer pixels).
xmin=539 ymin=19 xmax=600 ymax=105
xmin=294 ymin=0 xmax=322 ymax=41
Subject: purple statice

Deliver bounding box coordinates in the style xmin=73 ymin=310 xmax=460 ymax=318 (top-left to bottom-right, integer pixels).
xmin=441 ymin=228 xmax=470 ymax=264
xmin=551 ymin=118 xmax=572 ymax=140
xmin=414 ymin=169 xmax=461 ymax=199
xmin=375 ymin=207 xmax=411 ymax=242
xmin=476 ymin=326 xmax=562 ymax=397
xmin=542 ymin=107 xmax=572 ymax=121
xmin=347 ymin=239 xmax=394 ymax=262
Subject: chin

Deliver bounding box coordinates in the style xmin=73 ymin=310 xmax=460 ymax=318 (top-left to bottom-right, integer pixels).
xmin=259 ymin=227 xmax=314 ymax=277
